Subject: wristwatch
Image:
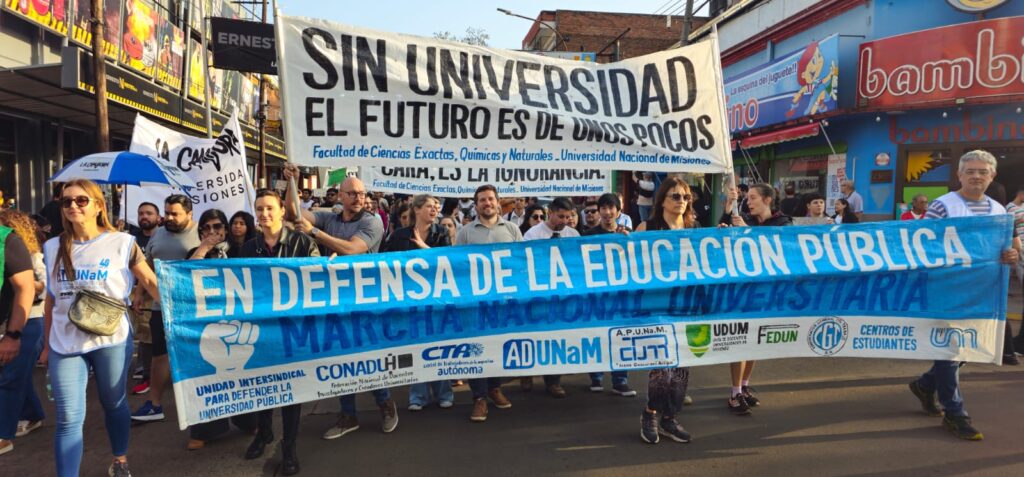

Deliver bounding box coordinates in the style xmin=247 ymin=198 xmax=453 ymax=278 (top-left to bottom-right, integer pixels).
xmin=310 ymin=227 xmax=320 ymax=238
xmin=2 ymin=329 xmax=22 ymax=340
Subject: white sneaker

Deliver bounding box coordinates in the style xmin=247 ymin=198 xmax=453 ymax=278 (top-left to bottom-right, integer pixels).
xmin=439 ymin=401 xmax=453 ymax=409
xmin=15 ymin=420 xmax=42 ymax=437
xmin=408 ymin=403 xmax=423 ymax=411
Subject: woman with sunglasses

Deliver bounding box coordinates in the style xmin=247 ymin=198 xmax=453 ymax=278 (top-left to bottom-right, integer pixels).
xmin=519 ymin=204 xmax=547 ymax=236
xmin=184 ymin=209 xmax=257 ymax=450
xmin=227 ymin=211 xmax=258 ymax=258
xmin=42 ymin=179 xmax=160 ymax=477
xmin=634 ymin=176 xmax=696 ymax=445
xmin=721 ymin=183 xmax=793 ymax=417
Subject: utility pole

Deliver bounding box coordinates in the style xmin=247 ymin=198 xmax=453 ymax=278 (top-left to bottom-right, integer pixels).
xmin=90 ymin=0 xmax=109 ymax=152
xmin=681 ymin=0 xmax=695 ymax=46
xmin=258 ymin=0 xmax=268 ymax=188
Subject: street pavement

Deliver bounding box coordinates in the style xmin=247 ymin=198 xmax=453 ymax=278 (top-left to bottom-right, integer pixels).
xmin=6 ymin=292 xmax=1023 ymax=477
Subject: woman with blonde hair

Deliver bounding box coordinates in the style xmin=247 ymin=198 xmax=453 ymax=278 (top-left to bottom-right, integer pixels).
xmin=42 ymin=179 xmax=160 ymax=477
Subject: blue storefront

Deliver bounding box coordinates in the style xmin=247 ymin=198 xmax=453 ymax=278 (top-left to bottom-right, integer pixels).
xmin=719 ymin=0 xmax=1024 ymax=219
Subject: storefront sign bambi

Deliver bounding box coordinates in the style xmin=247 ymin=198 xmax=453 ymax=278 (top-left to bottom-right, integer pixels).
xmin=858 ymin=15 xmax=1024 ymax=108
xmin=724 ymin=34 xmax=839 ymax=132
xmin=275 ymin=15 xmax=733 ymax=173
xmin=158 ymin=215 xmax=1011 ymax=428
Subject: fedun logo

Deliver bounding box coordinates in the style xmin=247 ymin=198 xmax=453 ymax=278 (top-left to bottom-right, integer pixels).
xmin=758 ymin=324 xmax=799 ymax=344
xmin=930 ymin=327 xmax=978 ymax=349
xmin=686 ymin=324 xmax=711 ymax=357
xmin=808 ymin=317 xmax=848 ymax=356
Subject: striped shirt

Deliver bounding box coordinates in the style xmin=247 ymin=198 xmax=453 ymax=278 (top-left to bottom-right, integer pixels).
xmin=1008 ymin=202 xmax=1024 ymax=238
xmin=925 ymin=197 xmax=992 ymax=219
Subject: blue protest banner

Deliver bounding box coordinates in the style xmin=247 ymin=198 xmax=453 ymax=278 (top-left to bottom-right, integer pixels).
xmin=157 ymin=215 xmax=1011 ymax=428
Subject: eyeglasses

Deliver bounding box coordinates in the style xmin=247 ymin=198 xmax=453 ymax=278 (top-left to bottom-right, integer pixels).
xmin=201 ymin=223 xmax=225 ymax=232
xmin=344 ymin=191 xmax=367 ymax=198
xmin=668 ymin=193 xmax=693 ymax=202
xmin=61 ymin=196 xmax=91 ymax=208
xmin=962 ymin=169 xmax=992 ymax=177
xmin=531 ymin=214 xmax=545 ymax=220
xmin=584 ymin=209 xmax=598 ymax=214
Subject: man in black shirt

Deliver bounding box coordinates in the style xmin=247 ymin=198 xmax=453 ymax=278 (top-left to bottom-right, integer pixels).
xmin=131 ymin=202 xmax=161 ymax=250
xmin=0 ymin=228 xmax=42 ymax=455
xmin=38 ymin=185 xmax=64 ymax=239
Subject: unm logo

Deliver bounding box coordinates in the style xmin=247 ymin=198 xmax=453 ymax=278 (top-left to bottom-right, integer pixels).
xmin=930 ymin=327 xmax=978 ymax=349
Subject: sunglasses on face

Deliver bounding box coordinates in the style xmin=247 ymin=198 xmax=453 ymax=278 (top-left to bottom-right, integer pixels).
xmin=668 ymin=193 xmax=692 ymax=202
xmin=201 ymin=223 xmax=225 ymax=232
xmin=61 ymin=196 xmax=91 ymax=208
xmin=531 ymin=214 xmax=545 ymax=220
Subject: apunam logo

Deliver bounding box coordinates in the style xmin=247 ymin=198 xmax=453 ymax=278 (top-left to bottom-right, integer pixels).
xmin=686 ymin=324 xmax=711 ymax=357
xmin=758 ymin=325 xmax=799 ymax=344
xmin=422 ymin=343 xmax=484 ymax=361
xmin=808 ymin=317 xmax=848 ymax=356
xmin=609 ymin=325 xmax=678 ymax=370
xmin=502 ymin=338 xmax=601 ymax=370
xmin=930 ymin=327 xmax=978 ymax=349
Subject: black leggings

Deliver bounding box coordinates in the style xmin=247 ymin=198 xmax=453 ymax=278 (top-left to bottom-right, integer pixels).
xmin=257 ymin=404 xmax=302 ymax=446
xmin=647 ymin=368 xmax=689 ymax=419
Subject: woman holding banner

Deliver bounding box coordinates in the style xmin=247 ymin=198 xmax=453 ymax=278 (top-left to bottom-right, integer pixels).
xmin=634 ymin=176 xmax=696 ymax=444
xmin=722 ymin=184 xmax=794 ymax=416
xmin=185 ymin=209 xmax=258 ymax=451
xmin=241 ymin=190 xmax=319 ymax=476
xmin=42 ymin=179 xmax=161 ymax=477
xmin=382 ymin=194 xmax=456 ymax=411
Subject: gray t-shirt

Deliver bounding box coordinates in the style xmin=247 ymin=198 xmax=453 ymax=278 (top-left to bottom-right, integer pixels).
xmin=145 ymin=222 xmax=201 ymax=262
xmin=455 ymin=217 xmax=523 ymax=245
xmin=314 ymin=210 xmax=384 ymax=254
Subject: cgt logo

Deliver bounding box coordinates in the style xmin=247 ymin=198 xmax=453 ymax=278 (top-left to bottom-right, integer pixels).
xmin=808 ymin=317 xmax=848 ymax=356
xmin=686 ymin=324 xmax=711 ymax=357
xmin=422 ymin=343 xmax=485 ymax=361
xmin=502 ymin=338 xmax=601 ymax=370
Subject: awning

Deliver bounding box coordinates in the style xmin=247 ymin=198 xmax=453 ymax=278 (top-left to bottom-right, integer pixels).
xmin=732 ymin=123 xmax=820 ymax=150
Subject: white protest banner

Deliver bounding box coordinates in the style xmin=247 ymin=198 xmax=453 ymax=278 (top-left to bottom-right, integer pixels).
xmin=276 ymin=14 xmax=733 ymax=173
xmin=826 ymin=153 xmax=846 ymax=216
xmin=360 ymin=167 xmax=612 ymax=197
xmin=126 ymin=114 xmax=256 ymax=225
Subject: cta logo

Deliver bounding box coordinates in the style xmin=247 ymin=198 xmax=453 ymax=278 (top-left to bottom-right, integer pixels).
xmin=758 ymin=325 xmax=798 ymax=344
xmin=930 ymin=327 xmax=978 ymax=349
xmin=609 ymin=325 xmax=678 ymax=370
xmin=422 ymin=343 xmax=484 ymax=361
xmin=502 ymin=338 xmax=601 ymax=370
xmin=686 ymin=324 xmax=711 ymax=357
xmin=808 ymin=317 xmax=848 ymax=356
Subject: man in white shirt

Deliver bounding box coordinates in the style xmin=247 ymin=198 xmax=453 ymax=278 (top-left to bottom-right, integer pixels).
xmin=841 ymin=180 xmax=864 ymax=219
xmin=504 ymin=198 xmax=527 ymax=226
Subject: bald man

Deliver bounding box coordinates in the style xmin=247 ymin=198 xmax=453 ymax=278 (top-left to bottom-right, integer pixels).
xmin=283 ymin=164 xmax=397 ymax=438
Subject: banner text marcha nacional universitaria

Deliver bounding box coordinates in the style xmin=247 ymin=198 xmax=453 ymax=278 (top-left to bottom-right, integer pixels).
xmin=274 ymin=15 xmax=734 ymax=174
xmin=157 ymin=216 xmax=1012 ymax=428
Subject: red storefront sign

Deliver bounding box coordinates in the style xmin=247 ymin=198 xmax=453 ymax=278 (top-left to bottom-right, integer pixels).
xmin=857 ymin=16 xmax=1024 ymax=108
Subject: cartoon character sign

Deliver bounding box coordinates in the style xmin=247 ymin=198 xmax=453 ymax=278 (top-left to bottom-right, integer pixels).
xmin=786 ymin=41 xmax=838 ymax=118
xmin=121 ymin=0 xmax=158 ymax=77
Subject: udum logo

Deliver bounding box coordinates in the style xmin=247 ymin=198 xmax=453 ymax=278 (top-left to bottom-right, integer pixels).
xmin=686 ymin=324 xmax=711 ymax=357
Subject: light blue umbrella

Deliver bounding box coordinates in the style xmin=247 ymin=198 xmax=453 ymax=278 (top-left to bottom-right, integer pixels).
xmin=50 ymin=151 xmax=195 ymax=189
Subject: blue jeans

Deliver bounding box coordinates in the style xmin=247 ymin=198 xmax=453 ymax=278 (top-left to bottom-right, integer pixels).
xmin=339 ymin=388 xmax=391 ymax=417
xmin=917 ymin=360 xmax=966 ymax=417
xmin=638 ymin=205 xmax=652 ymax=223
xmin=0 ymin=319 xmax=45 ymax=439
xmin=408 ymin=381 xmax=454 ymax=406
xmin=50 ymin=338 xmax=133 ymax=477
xmin=589 ymin=371 xmax=628 ymax=386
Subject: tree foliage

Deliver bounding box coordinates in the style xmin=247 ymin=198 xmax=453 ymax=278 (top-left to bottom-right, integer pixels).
xmin=433 ymin=27 xmax=490 ymax=46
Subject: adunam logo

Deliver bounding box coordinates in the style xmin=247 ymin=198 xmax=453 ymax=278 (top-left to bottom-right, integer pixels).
xmin=422 ymin=343 xmax=484 ymax=361
xmin=685 ymin=324 xmax=711 ymax=357
xmin=609 ymin=325 xmax=678 ymax=370
xmin=930 ymin=327 xmax=978 ymax=349
xmin=502 ymin=338 xmax=601 ymax=370
xmin=808 ymin=317 xmax=848 ymax=356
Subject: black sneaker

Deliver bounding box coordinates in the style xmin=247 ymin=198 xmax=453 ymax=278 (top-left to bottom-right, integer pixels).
xmin=640 ymin=410 xmax=659 ymax=444
xmin=942 ymin=415 xmax=983 ymax=440
xmin=908 ymin=381 xmax=943 ymax=417
xmin=612 ymin=384 xmax=637 ymax=397
xmin=658 ymin=418 xmax=691 ymax=443
xmin=589 ymin=380 xmax=603 ymax=392
xmin=741 ymin=386 xmax=760 ymax=407
xmin=728 ymin=394 xmax=751 ymax=415
xmin=108 ymin=460 xmax=131 ymax=477
xmin=1003 ymin=354 xmax=1021 ymax=366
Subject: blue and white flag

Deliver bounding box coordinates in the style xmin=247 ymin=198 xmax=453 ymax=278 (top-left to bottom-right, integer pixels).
xmin=157 ymin=216 xmax=1012 ymax=428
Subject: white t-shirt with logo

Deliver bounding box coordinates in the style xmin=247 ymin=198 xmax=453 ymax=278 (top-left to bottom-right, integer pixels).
xmin=44 ymin=232 xmax=138 ymax=355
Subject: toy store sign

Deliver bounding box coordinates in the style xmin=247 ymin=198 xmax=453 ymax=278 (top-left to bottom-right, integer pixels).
xmin=858 ymin=16 xmax=1024 ymax=108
